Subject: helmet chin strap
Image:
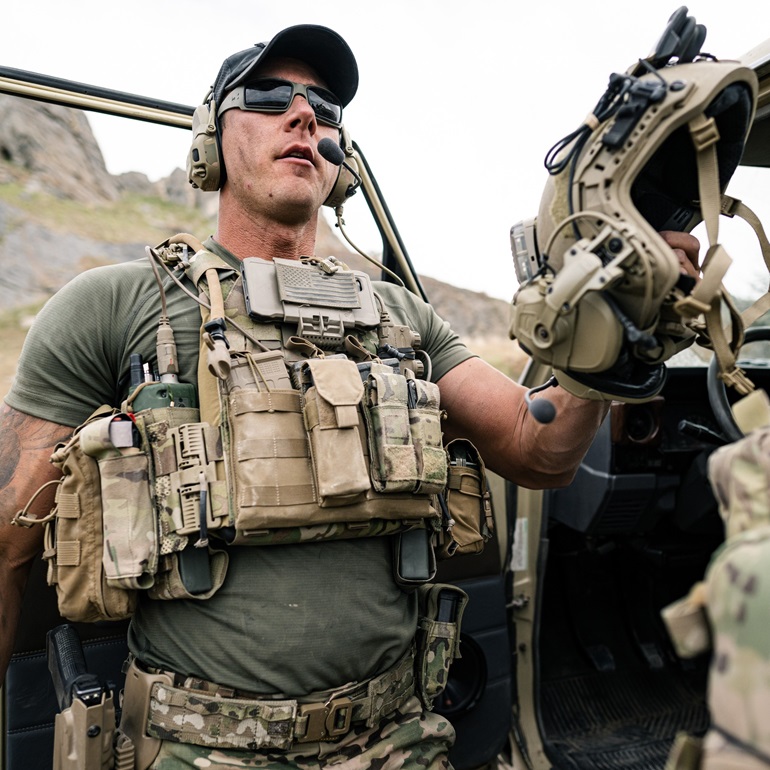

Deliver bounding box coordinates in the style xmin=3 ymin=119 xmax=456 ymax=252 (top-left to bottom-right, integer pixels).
xmin=673 ymin=113 xmax=755 ymax=397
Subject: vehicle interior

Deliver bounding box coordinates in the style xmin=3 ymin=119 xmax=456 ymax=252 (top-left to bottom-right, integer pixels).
xmin=2 ymin=29 xmax=770 ymax=770
xmin=504 ymin=38 xmax=770 ymax=770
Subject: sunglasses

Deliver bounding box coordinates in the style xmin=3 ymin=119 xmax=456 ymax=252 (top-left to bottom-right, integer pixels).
xmin=217 ymin=79 xmax=343 ymax=128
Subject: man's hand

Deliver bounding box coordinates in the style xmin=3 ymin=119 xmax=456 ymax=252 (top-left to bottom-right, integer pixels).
xmin=660 ymin=230 xmax=700 ymax=280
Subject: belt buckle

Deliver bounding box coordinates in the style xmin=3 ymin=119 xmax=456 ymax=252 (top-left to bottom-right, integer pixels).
xmin=298 ymin=697 xmax=353 ymax=742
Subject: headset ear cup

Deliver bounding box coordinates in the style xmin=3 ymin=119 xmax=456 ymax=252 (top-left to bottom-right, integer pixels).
xmin=323 ymin=153 xmax=359 ymax=209
xmin=187 ymin=104 xmax=222 ymax=192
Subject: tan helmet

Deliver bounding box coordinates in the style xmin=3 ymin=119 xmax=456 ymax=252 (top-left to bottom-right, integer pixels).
xmin=510 ymin=23 xmax=758 ymax=402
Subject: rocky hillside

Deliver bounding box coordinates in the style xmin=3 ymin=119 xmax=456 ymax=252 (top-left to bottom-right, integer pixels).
xmin=0 ymin=95 xmax=525 ymax=397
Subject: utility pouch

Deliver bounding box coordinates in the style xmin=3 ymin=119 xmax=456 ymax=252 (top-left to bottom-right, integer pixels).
xmin=440 ymin=439 xmax=493 ymax=559
xmin=364 ymin=369 xmax=446 ymax=494
xmin=414 ymin=583 xmax=468 ymax=710
xmin=80 ymin=413 xmax=157 ymax=590
xmin=301 ymin=358 xmax=370 ymax=506
xmin=364 ymin=369 xmax=416 ymax=492
xmin=406 ymin=375 xmax=448 ymax=494
xmin=31 ymin=406 xmax=137 ymax=622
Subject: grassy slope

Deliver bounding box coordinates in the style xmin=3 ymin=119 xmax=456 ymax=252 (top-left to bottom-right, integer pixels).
xmin=0 ymin=167 xmax=218 ymax=400
xmin=0 ymin=170 xmax=525 ymax=401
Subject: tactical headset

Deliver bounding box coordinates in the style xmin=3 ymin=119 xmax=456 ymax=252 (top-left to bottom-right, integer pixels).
xmin=186 ymin=91 xmax=360 ymax=209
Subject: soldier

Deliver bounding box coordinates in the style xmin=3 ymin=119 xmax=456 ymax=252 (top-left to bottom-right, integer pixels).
xmin=0 ymin=24 xmax=699 ymax=770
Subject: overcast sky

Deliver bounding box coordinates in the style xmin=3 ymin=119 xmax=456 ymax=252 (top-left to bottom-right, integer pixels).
xmin=3 ymin=1 xmax=770 ymax=301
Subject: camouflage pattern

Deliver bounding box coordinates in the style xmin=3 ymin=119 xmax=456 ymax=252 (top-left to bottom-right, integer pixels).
xmin=407 ymin=378 xmax=447 ymax=495
xmin=666 ymin=426 xmax=770 ymax=769
xmin=415 ymin=584 xmax=468 ymax=709
xmin=708 ymin=425 xmax=770 ymax=539
xmin=143 ymin=650 xmax=419 ymax=751
xmin=148 ymin=695 xmax=454 ymax=770
xmin=363 ymin=372 xmax=447 ymax=495
xmin=364 ymin=371 xmax=416 ymax=492
xmin=99 ymin=451 xmax=157 ymax=589
xmin=699 ymin=525 xmax=770 ymax=767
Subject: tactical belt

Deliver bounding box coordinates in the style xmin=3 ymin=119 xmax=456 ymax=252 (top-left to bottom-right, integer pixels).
xmin=139 ymin=647 xmax=416 ymax=751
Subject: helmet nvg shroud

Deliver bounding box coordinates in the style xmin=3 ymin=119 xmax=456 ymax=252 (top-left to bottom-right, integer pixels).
xmin=510 ymin=6 xmax=760 ymax=404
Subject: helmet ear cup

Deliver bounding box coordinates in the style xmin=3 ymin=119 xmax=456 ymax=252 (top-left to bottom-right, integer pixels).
xmin=323 ymin=153 xmax=359 ymax=208
xmin=187 ymin=103 xmax=222 ymax=192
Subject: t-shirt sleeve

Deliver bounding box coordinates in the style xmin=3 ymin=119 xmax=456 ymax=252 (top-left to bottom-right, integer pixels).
xmin=6 ymin=261 xmax=153 ymax=427
xmin=373 ymin=283 xmax=476 ymax=382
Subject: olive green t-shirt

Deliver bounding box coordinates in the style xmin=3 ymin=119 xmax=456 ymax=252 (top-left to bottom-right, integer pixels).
xmin=7 ymin=238 xmax=475 ymax=696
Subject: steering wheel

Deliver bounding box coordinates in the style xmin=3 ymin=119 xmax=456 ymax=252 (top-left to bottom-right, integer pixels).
xmin=707 ymin=326 xmax=770 ymax=443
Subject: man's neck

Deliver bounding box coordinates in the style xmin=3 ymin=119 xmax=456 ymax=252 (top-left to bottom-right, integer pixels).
xmin=215 ymin=206 xmax=319 ymax=262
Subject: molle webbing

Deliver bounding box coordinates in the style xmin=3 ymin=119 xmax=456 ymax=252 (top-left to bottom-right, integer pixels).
xmin=142 ymin=648 xmax=416 ymax=750
xmin=180 ymin=247 xmax=442 ymax=546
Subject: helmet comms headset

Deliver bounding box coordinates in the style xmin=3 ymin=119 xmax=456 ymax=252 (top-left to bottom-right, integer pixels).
xmin=509 ymin=6 xmax=762 ymax=407
xmin=186 ymin=24 xmax=360 ymax=208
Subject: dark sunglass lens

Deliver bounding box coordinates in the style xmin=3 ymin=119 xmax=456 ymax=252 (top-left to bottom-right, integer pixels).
xmin=308 ymin=87 xmax=342 ymax=125
xmin=244 ymin=80 xmax=293 ymax=110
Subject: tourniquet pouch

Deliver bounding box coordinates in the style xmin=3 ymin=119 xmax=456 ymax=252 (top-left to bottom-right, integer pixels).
xmin=301 ymin=357 xmax=370 ymax=506
xmin=415 ymin=583 xmax=468 ymax=709
xmin=130 ymin=406 xmax=229 ymax=600
xmin=364 ymin=369 xmax=447 ymax=494
xmin=439 ymin=439 xmax=494 ymax=558
xmin=43 ymin=406 xmax=137 ymax=622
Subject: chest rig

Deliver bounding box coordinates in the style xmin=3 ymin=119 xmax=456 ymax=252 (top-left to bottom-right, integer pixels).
xmin=171 ymin=236 xmax=444 ymax=538
xmin=107 ymin=234 xmax=446 ymax=600
xmin=15 ymin=236 xmax=490 ymax=623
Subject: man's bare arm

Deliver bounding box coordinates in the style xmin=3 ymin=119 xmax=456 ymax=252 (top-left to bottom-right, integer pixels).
xmin=438 ymin=358 xmax=608 ymax=489
xmin=0 ymin=403 xmax=71 ymax=682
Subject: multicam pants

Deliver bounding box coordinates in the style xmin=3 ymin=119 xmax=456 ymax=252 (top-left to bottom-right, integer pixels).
xmin=149 ymin=696 xmax=455 ymax=770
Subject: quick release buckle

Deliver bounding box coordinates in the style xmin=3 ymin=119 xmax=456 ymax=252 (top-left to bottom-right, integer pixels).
xmin=297 ymin=697 xmax=353 ymax=742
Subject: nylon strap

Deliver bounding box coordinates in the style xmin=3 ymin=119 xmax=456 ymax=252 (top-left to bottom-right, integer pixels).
xmin=683 ymin=115 xmax=753 ymax=396
xmin=145 ymin=647 xmax=416 ymax=750
xmin=720 ymin=196 xmax=770 ymax=329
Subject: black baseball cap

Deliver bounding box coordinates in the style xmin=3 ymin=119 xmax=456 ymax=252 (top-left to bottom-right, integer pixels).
xmin=211 ymin=24 xmax=359 ymax=110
